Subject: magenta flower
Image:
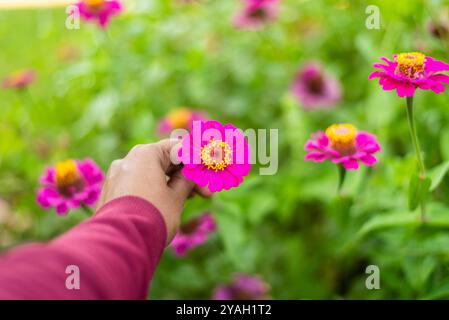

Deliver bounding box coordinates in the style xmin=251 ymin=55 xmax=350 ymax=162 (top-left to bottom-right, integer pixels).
xmin=157 ymin=108 xmax=207 ymax=136
xmin=178 ymin=120 xmax=251 ymax=193
xmin=74 ymin=0 xmax=123 ymax=29
xmin=37 ymin=159 xmax=104 ymax=215
xmin=291 ymin=61 xmax=342 ymax=110
xmin=2 ymin=69 xmax=35 ymax=89
xmin=304 ymin=124 xmax=381 ymax=170
xmin=368 ymin=52 xmax=449 ymax=97
xmin=213 ymin=274 xmax=270 ymax=300
xmin=171 ymin=212 xmax=216 ymax=256
xmin=234 ymin=0 xmax=278 ymax=30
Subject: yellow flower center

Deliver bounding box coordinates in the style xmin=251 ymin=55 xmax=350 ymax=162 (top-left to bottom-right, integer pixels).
xmin=55 ymin=160 xmax=83 ymax=193
xmin=395 ymin=52 xmax=426 ymax=79
xmin=201 ymin=139 xmax=232 ymax=171
xmin=84 ymin=0 xmax=105 ymax=8
xmin=325 ymin=124 xmax=357 ymax=155
xmin=166 ymin=108 xmax=192 ymax=129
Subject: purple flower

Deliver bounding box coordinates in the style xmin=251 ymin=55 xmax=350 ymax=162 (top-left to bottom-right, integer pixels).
xmin=213 ymin=274 xmax=270 ymax=300
xmin=178 ymin=120 xmax=252 ymax=193
xmin=3 ymin=69 xmax=35 ymax=89
xmin=368 ymin=52 xmax=449 ymax=97
xmin=171 ymin=212 xmax=216 ymax=256
xmin=291 ymin=61 xmax=342 ymax=110
xmin=37 ymin=159 xmax=104 ymax=215
xmin=234 ymin=0 xmax=279 ymax=30
xmin=304 ymin=124 xmax=381 ymax=170
xmin=74 ymin=0 xmax=123 ymax=29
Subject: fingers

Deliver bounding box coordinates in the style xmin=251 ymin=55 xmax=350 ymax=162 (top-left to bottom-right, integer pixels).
xmin=168 ymin=170 xmax=195 ymax=201
xmin=151 ymin=139 xmax=213 ymax=198
xmin=194 ymin=185 xmax=213 ymax=198
xmin=153 ymin=138 xmax=183 ymax=173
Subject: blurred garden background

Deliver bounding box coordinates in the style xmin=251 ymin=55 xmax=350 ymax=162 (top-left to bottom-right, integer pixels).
xmin=2 ymin=0 xmax=449 ymax=299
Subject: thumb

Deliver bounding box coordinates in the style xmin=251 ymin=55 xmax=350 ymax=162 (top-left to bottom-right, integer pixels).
xmin=153 ymin=138 xmax=183 ymax=173
xmin=168 ymin=170 xmax=195 ymax=200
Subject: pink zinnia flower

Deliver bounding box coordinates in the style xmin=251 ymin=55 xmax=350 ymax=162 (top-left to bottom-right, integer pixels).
xmin=171 ymin=212 xmax=216 ymax=256
xmin=368 ymin=52 xmax=449 ymax=97
xmin=157 ymin=108 xmax=207 ymax=136
xmin=213 ymin=274 xmax=270 ymax=300
xmin=2 ymin=69 xmax=35 ymax=89
xmin=291 ymin=61 xmax=342 ymax=110
xmin=234 ymin=0 xmax=278 ymax=30
xmin=178 ymin=120 xmax=251 ymax=193
xmin=74 ymin=0 xmax=123 ymax=29
xmin=304 ymin=124 xmax=381 ymax=170
xmin=37 ymin=159 xmax=104 ymax=215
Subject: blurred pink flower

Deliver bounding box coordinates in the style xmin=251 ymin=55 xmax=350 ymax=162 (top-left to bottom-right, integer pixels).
xmin=171 ymin=212 xmax=216 ymax=256
xmin=304 ymin=124 xmax=381 ymax=170
xmin=234 ymin=0 xmax=279 ymax=30
xmin=178 ymin=120 xmax=251 ymax=193
xmin=368 ymin=52 xmax=449 ymax=97
xmin=2 ymin=69 xmax=35 ymax=89
xmin=291 ymin=61 xmax=342 ymax=109
xmin=157 ymin=108 xmax=207 ymax=136
xmin=74 ymin=0 xmax=123 ymax=29
xmin=37 ymin=159 xmax=104 ymax=215
xmin=213 ymin=274 xmax=270 ymax=300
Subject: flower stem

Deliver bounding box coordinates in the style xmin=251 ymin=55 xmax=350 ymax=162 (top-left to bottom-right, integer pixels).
xmin=80 ymin=203 xmax=93 ymax=216
xmin=406 ymin=96 xmax=426 ymax=221
xmin=337 ymin=164 xmax=346 ymax=195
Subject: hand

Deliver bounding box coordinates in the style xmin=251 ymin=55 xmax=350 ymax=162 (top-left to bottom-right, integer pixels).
xmin=97 ymin=139 xmax=212 ymax=244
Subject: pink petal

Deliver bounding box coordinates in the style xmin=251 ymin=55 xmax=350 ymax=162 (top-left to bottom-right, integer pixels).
xmin=396 ymin=83 xmax=416 ymax=97
xmin=368 ymin=71 xmax=384 ymax=80
xmin=430 ymin=82 xmax=446 ymax=93
xmin=56 ymin=203 xmax=69 ymax=215
xmin=208 ymin=173 xmax=224 ymax=193
xmin=360 ymin=154 xmax=377 ymax=166
xmin=425 ymin=57 xmax=449 ymax=73
xmin=430 ymin=73 xmax=449 ymax=84
xmin=379 ymin=76 xmax=399 ymax=90
xmin=304 ymin=152 xmax=328 ymax=162
xmin=342 ymin=159 xmax=359 ymax=170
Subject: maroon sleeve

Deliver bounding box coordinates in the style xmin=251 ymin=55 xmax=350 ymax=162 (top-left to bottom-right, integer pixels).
xmin=0 ymin=196 xmax=167 ymax=300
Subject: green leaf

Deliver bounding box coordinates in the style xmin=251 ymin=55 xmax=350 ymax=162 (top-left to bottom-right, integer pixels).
xmin=440 ymin=127 xmax=449 ymax=161
xmin=408 ymin=173 xmax=431 ymax=211
xmin=356 ymin=203 xmax=449 ymax=240
xmin=213 ymin=197 xmax=249 ymax=269
xmin=403 ymin=256 xmax=437 ymax=291
xmin=429 ymin=161 xmax=449 ymax=191
xmin=356 ymin=212 xmax=421 ymax=239
xmin=424 ymin=277 xmax=449 ymax=299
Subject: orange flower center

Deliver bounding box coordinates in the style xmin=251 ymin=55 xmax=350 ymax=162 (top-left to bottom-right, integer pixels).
xmin=201 ymin=139 xmax=232 ymax=171
xmin=394 ymin=52 xmax=425 ymax=79
xmin=83 ymin=0 xmax=105 ymax=9
xmin=325 ymin=124 xmax=357 ymax=155
xmin=55 ymin=160 xmax=84 ymax=195
xmin=166 ymin=108 xmax=192 ymax=129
